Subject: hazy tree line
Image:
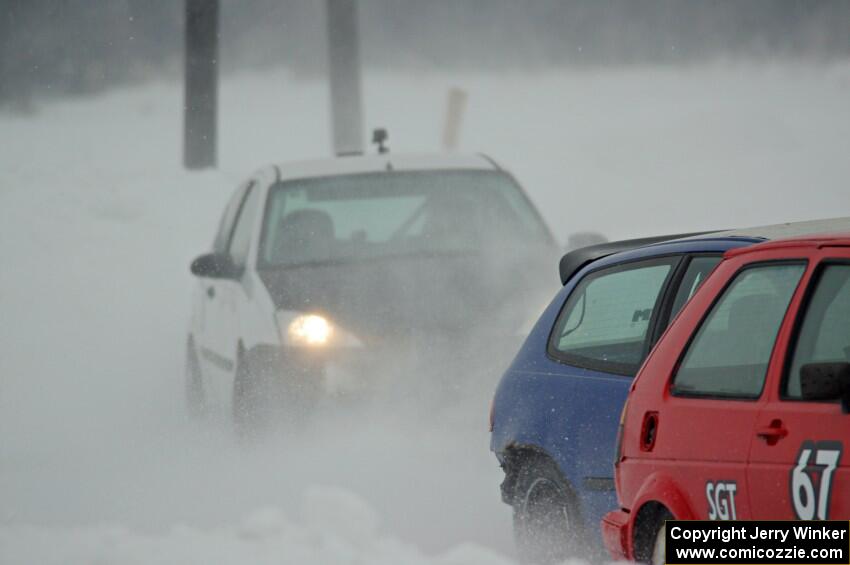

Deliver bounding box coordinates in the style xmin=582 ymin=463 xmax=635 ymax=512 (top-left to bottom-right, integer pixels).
xmin=2 ymin=0 xmax=849 ymax=106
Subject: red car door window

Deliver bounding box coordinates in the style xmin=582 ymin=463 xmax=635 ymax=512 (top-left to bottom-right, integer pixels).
xmin=786 ymin=264 xmax=850 ymax=398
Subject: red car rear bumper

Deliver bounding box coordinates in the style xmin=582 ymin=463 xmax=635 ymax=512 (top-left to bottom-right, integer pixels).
xmin=601 ymin=509 xmax=632 ymax=561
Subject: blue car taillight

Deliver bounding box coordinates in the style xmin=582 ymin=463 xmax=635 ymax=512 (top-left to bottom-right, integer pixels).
xmin=613 ymin=396 xmax=630 ymax=467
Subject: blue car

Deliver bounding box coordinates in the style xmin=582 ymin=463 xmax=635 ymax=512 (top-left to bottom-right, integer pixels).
xmin=490 ymin=232 xmax=764 ymax=562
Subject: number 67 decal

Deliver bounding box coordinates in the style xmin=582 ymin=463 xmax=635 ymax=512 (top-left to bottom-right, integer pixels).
xmin=790 ymin=440 xmax=843 ymax=520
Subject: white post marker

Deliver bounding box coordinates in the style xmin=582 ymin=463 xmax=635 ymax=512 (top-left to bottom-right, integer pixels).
xmin=442 ymin=87 xmax=468 ymax=152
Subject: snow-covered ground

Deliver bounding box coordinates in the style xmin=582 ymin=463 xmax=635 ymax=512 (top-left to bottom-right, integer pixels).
xmin=1 ymin=63 xmax=850 ymax=564
xmin=1 ymin=486 xmax=513 ymax=565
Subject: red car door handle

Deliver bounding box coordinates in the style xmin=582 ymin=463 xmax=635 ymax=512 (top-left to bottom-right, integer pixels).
xmin=756 ymin=420 xmax=788 ymax=445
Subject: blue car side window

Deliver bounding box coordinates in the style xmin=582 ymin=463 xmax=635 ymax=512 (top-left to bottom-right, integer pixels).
xmin=548 ymin=257 xmax=678 ymax=376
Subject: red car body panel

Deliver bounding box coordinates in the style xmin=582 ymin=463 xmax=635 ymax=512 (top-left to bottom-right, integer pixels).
xmin=604 ymin=235 xmax=850 ymax=559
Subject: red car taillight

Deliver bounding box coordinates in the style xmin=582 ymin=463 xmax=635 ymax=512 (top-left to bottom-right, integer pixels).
xmin=639 ymin=411 xmax=659 ymax=452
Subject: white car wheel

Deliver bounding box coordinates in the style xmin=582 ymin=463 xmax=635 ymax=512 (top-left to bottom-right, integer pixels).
xmin=185 ymin=339 xmax=206 ymax=419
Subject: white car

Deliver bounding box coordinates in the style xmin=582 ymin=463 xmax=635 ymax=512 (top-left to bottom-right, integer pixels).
xmin=186 ymin=153 xmax=558 ymax=431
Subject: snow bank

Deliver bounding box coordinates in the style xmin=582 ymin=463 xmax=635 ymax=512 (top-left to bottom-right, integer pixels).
xmin=0 ymin=488 xmax=514 ymax=565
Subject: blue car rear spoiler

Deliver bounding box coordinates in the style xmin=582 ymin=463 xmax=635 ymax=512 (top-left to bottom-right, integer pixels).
xmin=558 ymin=232 xmax=712 ymax=285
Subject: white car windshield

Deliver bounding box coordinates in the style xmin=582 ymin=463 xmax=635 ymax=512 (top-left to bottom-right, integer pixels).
xmin=258 ymin=170 xmax=551 ymax=268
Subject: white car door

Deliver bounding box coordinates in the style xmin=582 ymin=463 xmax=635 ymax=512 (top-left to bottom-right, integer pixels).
xmin=212 ymin=180 xmax=263 ymax=406
xmin=197 ymin=182 xmax=250 ymax=406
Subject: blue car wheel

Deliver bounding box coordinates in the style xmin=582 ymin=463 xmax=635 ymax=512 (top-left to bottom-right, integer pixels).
xmin=510 ymin=453 xmax=582 ymax=563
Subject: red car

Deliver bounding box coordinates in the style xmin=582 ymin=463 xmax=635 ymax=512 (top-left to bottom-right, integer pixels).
xmin=603 ymin=233 xmax=850 ymax=563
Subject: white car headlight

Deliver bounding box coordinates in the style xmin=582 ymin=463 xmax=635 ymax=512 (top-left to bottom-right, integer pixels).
xmin=289 ymin=314 xmax=333 ymax=345
xmin=276 ymin=311 xmax=363 ymax=348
